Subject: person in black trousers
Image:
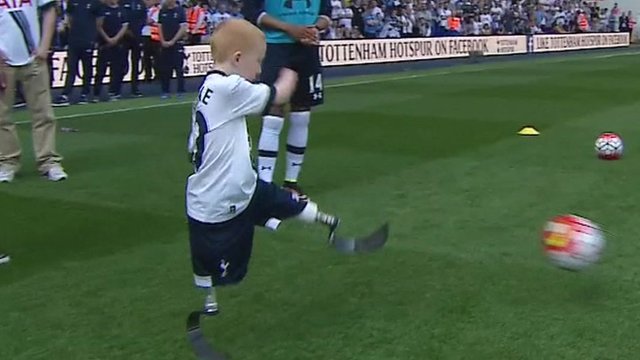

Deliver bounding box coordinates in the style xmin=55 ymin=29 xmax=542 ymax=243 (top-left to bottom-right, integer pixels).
xmin=122 ymin=0 xmax=147 ymax=96
xmin=141 ymin=0 xmax=161 ymax=82
xmin=54 ymin=0 xmax=101 ymax=106
xmin=93 ymin=0 xmax=129 ymax=102
xmin=158 ymin=0 xmax=187 ymax=99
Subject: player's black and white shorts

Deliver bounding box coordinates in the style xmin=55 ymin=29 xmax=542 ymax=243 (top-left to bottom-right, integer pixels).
xmin=260 ymin=43 xmax=324 ymax=108
xmin=188 ymin=180 xmax=308 ymax=287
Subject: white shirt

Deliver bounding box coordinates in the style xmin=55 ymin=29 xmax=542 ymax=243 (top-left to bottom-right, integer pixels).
xmin=339 ymin=7 xmax=353 ymax=29
xmin=186 ymin=72 xmax=273 ymax=224
xmin=438 ymin=8 xmax=451 ymax=27
xmin=142 ymin=6 xmax=160 ymax=37
xmin=480 ymin=14 xmax=492 ymax=26
xmin=210 ymin=11 xmax=231 ymax=30
xmin=400 ymin=15 xmax=412 ymax=34
xmin=0 ymin=0 xmax=54 ymax=66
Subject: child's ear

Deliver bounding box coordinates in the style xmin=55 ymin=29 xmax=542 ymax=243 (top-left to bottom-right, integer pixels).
xmin=234 ymin=51 xmax=242 ymax=64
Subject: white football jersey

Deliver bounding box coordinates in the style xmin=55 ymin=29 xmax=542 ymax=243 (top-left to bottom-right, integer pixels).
xmin=0 ymin=0 xmax=55 ymax=66
xmin=186 ymin=71 xmax=274 ymax=224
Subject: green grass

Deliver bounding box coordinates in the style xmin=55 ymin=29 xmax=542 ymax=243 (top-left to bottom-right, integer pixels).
xmin=2 ymin=52 xmax=640 ymax=360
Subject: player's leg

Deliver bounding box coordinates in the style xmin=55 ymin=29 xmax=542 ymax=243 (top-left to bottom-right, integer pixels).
xmin=142 ymin=37 xmax=154 ymax=82
xmin=93 ymin=47 xmax=108 ymax=101
xmin=188 ymin=211 xmax=255 ymax=313
xmin=257 ymin=44 xmax=289 ymax=183
xmin=175 ymin=45 xmax=186 ymax=97
xmin=158 ymin=47 xmax=171 ymax=97
xmin=79 ymin=47 xmax=94 ymax=103
xmin=283 ymin=45 xmax=324 ymax=198
xmin=130 ymin=39 xmax=142 ymax=96
xmin=0 ymin=65 xmax=21 ymax=182
xmin=252 ymin=180 xmax=339 ymax=236
xmin=0 ymin=253 xmax=9 ymax=265
xmin=19 ymin=60 xmax=66 ymax=180
xmin=111 ymin=45 xmax=125 ymax=99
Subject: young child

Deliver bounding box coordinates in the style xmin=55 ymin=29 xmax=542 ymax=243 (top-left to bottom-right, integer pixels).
xmin=186 ymin=19 xmax=340 ymax=313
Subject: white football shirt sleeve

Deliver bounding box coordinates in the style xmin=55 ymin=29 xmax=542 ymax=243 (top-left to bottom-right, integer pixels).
xmin=229 ymin=76 xmax=275 ymax=117
xmin=37 ymin=0 xmax=56 ymax=8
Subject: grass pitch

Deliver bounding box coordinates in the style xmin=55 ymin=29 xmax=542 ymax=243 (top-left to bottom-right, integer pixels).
xmin=2 ymin=52 xmax=640 ymax=360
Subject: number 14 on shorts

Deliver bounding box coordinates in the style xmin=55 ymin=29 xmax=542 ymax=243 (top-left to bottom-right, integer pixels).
xmin=308 ymin=74 xmax=323 ymax=101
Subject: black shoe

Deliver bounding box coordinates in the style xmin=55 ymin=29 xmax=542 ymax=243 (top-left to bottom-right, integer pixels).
xmin=52 ymin=95 xmax=70 ymax=107
xmin=78 ymin=94 xmax=89 ymax=104
xmin=0 ymin=253 xmax=10 ymax=265
xmin=283 ymin=180 xmax=309 ymax=201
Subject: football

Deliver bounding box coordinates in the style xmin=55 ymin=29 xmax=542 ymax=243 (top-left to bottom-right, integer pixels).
xmin=595 ymin=132 xmax=623 ymax=160
xmin=542 ymin=214 xmax=605 ymax=271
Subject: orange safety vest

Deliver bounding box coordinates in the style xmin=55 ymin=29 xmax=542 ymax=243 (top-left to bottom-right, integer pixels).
xmin=187 ymin=6 xmax=206 ymax=35
xmin=448 ymin=16 xmax=461 ymax=31
xmin=149 ymin=6 xmax=160 ymax=42
xmin=578 ymin=14 xmax=589 ymax=31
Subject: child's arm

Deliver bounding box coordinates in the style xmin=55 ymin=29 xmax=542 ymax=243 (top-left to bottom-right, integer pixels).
xmin=229 ymin=69 xmax=297 ymax=116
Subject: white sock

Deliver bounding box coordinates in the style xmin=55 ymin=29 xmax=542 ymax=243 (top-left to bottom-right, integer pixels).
xmin=295 ymin=202 xmax=337 ymax=227
xmin=258 ymin=116 xmax=284 ymax=182
xmin=285 ymin=111 xmax=310 ymax=182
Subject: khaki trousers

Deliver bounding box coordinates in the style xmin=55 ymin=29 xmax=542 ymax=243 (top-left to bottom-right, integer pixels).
xmin=0 ymin=60 xmax=62 ymax=173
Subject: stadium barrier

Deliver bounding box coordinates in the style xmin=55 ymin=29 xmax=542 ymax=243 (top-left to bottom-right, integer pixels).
xmin=49 ymin=32 xmax=630 ymax=89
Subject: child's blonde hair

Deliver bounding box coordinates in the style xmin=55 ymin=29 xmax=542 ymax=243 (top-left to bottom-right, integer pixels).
xmin=210 ymin=19 xmax=266 ymax=63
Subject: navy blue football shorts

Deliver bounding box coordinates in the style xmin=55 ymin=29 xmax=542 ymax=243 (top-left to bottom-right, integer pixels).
xmin=189 ymin=180 xmax=308 ymax=287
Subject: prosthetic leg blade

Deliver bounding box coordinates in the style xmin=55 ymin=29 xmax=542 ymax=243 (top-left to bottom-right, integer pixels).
xmin=331 ymin=223 xmax=389 ymax=254
xmin=186 ymin=311 xmax=229 ymax=360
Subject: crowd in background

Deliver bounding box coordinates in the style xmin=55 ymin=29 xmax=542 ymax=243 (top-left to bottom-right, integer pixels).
xmin=16 ymin=0 xmax=631 ymax=107
xmin=322 ymin=0 xmax=637 ymax=39
xmin=49 ymin=0 xmax=637 ymax=50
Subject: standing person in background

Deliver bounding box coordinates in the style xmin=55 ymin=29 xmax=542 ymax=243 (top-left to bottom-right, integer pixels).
xmin=0 ymin=0 xmax=68 ymax=182
xmin=158 ymin=0 xmax=187 ymax=99
xmin=619 ymin=10 xmax=629 ymax=33
xmin=628 ymin=11 xmax=636 ymax=39
xmin=609 ymin=3 xmax=620 ymax=32
xmin=93 ymin=0 xmax=129 ymax=101
xmin=350 ymin=0 xmax=365 ymax=33
xmin=186 ymin=0 xmax=206 ymax=44
xmin=209 ymin=1 xmax=232 ymax=31
xmin=577 ymin=9 xmax=589 ymax=32
xmin=229 ymin=1 xmax=243 ymax=19
xmin=123 ymin=0 xmax=147 ymax=97
xmin=243 ymin=0 xmax=331 ymax=199
xmin=142 ymin=0 xmax=161 ymax=82
xmin=54 ymin=0 xmax=102 ymax=106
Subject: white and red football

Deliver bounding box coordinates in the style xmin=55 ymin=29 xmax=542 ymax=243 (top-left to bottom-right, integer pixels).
xmin=542 ymin=214 xmax=605 ymax=271
xmin=595 ymin=132 xmax=623 ymax=160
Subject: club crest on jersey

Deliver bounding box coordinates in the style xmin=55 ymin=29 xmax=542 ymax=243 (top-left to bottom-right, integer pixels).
xmin=0 ymin=0 xmax=32 ymax=8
